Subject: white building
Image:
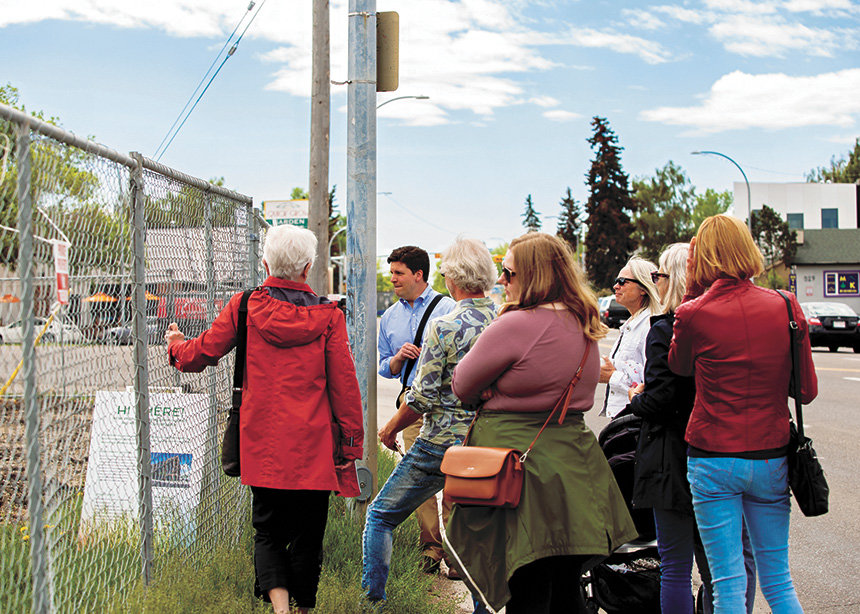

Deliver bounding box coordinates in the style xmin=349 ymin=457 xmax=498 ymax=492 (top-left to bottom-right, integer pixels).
xmin=732 ymin=182 xmax=860 ymax=312
xmin=732 ymin=182 xmax=859 ymax=230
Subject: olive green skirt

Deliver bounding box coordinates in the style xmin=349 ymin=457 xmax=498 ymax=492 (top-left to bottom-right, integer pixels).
xmin=444 ymin=410 xmax=638 ymax=611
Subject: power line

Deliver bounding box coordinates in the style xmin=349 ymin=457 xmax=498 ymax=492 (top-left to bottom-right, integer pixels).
xmin=153 ymin=0 xmax=267 ymax=162
xmin=377 ymin=192 xmax=458 ymax=236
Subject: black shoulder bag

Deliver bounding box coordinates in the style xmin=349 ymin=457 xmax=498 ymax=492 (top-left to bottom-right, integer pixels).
xmin=778 ymin=291 xmax=829 ymax=517
xmin=221 ymin=288 xmax=255 ymax=477
xmin=394 ymin=294 xmax=444 ymax=410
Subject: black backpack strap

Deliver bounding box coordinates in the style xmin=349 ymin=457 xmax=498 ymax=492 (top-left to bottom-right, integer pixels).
xmin=232 ymin=288 xmax=256 ymax=410
xmin=401 ymin=293 xmax=445 ymax=385
xmin=777 ymin=290 xmax=804 ymax=437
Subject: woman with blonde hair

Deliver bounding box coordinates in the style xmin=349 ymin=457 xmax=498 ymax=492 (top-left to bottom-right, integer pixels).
xmin=446 ymin=232 xmax=637 ymax=614
xmin=669 ymin=215 xmax=818 ymax=614
xmin=600 ymin=256 xmax=660 ymax=418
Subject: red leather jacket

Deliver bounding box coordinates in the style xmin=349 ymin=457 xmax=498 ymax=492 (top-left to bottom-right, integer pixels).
xmin=168 ymin=277 xmax=363 ymax=494
xmin=668 ymin=278 xmax=817 ymax=454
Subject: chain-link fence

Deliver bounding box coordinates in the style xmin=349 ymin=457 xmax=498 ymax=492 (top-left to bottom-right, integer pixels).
xmin=1 ymin=102 xmax=268 ymax=614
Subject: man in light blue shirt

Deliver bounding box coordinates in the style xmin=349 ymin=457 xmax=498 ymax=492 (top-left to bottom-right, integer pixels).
xmin=377 ymin=245 xmax=454 ymax=573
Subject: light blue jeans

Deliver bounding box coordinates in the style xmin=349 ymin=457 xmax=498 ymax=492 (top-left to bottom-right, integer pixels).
xmin=688 ymin=455 xmax=803 ymax=614
xmin=362 ymin=437 xmax=448 ymax=602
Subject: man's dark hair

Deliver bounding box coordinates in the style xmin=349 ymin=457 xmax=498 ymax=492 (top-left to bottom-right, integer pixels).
xmin=387 ymin=246 xmax=430 ymax=282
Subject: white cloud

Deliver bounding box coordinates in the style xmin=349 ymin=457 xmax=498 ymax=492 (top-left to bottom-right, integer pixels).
xmin=784 ymin=0 xmax=858 ymax=14
xmin=701 ymin=0 xmax=779 ymax=15
xmin=622 ymin=9 xmax=666 ymax=30
xmin=529 ymin=96 xmax=561 ymax=108
xmin=546 ymin=27 xmax=674 ymax=64
xmin=709 ymin=14 xmax=855 ymax=57
xmin=639 ymin=68 xmax=860 ymax=134
xmin=652 ymin=5 xmax=711 ymax=24
xmin=543 ymin=110 xmax=582 ymax=122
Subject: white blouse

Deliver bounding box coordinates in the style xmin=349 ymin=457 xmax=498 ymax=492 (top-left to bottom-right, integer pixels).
xmin=600 ymin=306 xmax=653 ymax=418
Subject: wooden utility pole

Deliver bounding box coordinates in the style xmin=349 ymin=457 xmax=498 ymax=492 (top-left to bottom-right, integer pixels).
xmin=309 ymin=0 xmax=330 ymax=294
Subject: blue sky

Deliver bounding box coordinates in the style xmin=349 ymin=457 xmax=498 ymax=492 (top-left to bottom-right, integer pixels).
xmin=2 ymin=0 xmax=859 ymax=257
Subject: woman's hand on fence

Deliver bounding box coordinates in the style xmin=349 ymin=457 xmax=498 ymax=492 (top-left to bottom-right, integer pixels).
xmin=165 ymin=322 xmax=185 ymax=345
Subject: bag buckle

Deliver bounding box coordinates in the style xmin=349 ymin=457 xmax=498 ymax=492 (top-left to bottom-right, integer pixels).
xmin=232 ymin=387 xmax=242 ymax=408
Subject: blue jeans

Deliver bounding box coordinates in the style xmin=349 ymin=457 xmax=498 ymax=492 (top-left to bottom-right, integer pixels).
xmin=362 ymin=438 xmax=448 ymax=602
xmin=655 ymin=508 xmax=756 ymax=614
xmin=688 ymin=456 xmax=803 ymax=614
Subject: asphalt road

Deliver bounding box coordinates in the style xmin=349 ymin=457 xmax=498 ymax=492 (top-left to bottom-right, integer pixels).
xmin=376 ymin=327 xmax=860 ymax=613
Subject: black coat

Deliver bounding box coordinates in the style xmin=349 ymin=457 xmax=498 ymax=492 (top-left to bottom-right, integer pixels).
xmin=627 ymin=314 xmax=696 ymax=514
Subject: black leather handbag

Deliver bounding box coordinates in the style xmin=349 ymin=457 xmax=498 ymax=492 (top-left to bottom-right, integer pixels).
xmin=221 ymin=288 xmax=254 ymax=478
xmin=778 ymin=291 xmax=829 ymax=517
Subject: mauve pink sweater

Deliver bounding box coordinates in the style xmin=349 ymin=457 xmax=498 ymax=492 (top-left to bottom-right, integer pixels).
xmin=452 ymin=308 xmax=600 ymax=413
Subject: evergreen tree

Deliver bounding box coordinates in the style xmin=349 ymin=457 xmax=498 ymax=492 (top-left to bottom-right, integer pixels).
xmin=584 ymin=117 xmax=637 ymax=289
xmin=521 ymin=194 xmax=541 ymax=232
xmin=556 ymin=187 xmax=582 ymax=252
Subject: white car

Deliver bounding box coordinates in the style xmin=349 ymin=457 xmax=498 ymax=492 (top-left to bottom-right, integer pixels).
xmin=0 ymin=317 xmax=87 ymax=344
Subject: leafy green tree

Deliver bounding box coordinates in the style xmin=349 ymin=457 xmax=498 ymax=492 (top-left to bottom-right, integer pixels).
xmin=751 ymin=204 xmax=797 ymax=288
xmin=1 ymin=83 xmax=103 ymax=272
xmin=556 ymin=187 xmax=582 ymax=253
xmin=291 ymin=186 xmax=309 ymax=200
xmin=377 ymin=257 xmax=394 ymax=293
xmin=631 ymin=161 xmax=696 ymax=262
xmin=522 ymin=194 xmax=541 ymax=232
xmin=806 ymin=138 xmax=860 ymax=183
xmin=584 ymin=116 xmax=637 ymax=289
xmin=691 ymin=188 xmax=732 ymax=232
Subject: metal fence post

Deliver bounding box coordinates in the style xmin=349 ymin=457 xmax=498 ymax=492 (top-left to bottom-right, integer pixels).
xmin=129 ymin=152 xmax=154 ymax=585
xmin=347 ymin=0 xmax=379 ymax=507
xmin=249 ymin=204 xmax=259 ymax=287
xmin=18 ymin=119 xmax=54 ymax=614
xmin=202 ymin=192 xmax=219 ymax=528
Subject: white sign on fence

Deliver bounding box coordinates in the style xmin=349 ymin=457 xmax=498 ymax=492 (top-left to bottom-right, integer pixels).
xmin=79 ymin=391 xmax=208 ymax=536
xmin=263 ymin=199 xmax=309 ymax=228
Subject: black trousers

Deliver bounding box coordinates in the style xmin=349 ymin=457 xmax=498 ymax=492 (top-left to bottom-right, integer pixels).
xmin=506 ymin=555 xmax=590 ymax=614
xmin=251 ymin=487 xmax=331 ymax=609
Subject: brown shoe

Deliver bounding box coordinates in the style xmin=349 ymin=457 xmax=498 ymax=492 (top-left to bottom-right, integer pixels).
xmin=446 ymin=565 xmax=461 ymax=580
xmin=421 ymin=556 xmax=441 ymax=574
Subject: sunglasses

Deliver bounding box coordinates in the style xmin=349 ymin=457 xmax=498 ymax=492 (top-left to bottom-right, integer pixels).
xmin=502 ymin=266 xmax=517 ymax=283
xmin=650 ymin=272 xmax=669 ymax=283
xmin=614 ymin=277 xmax=644 ymax=287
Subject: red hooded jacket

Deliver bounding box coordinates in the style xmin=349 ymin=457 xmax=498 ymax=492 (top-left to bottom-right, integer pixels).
xmin=168 ymin=277 xmax=363 ymax=494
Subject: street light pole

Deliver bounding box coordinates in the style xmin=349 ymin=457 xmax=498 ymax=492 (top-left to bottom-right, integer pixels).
xmin=692 ymin=150 xmax=752 ymax=233
xmin=376 ymin=95 xmax=429 ymax=109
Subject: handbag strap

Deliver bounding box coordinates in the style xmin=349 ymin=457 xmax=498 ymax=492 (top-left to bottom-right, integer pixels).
xmin=463 ymin=342 xmax=592 ymax=463
xmin=232 ymin=288 xmax=256 ymax=411
xmin=777 ymin=290 xmax=804 ymax=439
xmin=401 ymin=293 xmax=445 ymax=385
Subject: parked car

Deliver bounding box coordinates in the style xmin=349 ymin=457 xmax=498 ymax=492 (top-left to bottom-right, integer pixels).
xmin=800 ymin=302 xmax=860 ymax=353
xmin=104 ymin=317 xmax=161 ymax=345
xmin=0 ymin=317 xmax=86 ymax=344
xmin=599 ymin=296 xmax=628 ymax=328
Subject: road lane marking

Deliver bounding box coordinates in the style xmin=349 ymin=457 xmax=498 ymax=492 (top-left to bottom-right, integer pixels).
xmin=845 ymin=377 xmax=860 ymax=383
xmin=813 ymin=367 xmax=860 ymax=372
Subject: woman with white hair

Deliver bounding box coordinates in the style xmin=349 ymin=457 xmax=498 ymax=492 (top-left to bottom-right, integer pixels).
xmin=599 ymin=256 xmax=660 ymax=418
xmin=166 ymin=223 xmax=363 ymax=614
xmin=363 ymin=237 xmax=498 ymax=607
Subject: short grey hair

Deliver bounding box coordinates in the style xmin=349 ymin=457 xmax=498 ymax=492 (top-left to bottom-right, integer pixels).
xmin=624 ymin=256 xmax=660 ymax=313
xmin=658 ymin=243 xmax=690 ymax=315
xmin=263 ymin=224 xmax=317 ymax=280
xmin=439 ymin=238 xmax=497 ymax=294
